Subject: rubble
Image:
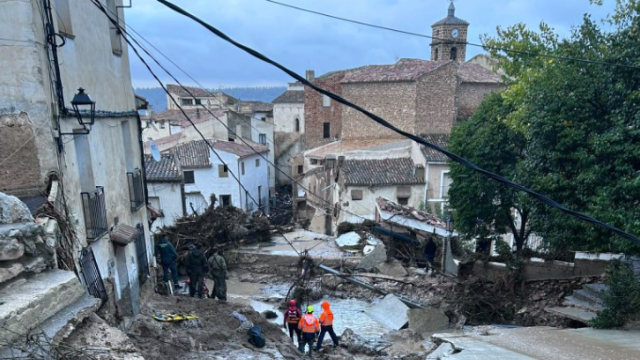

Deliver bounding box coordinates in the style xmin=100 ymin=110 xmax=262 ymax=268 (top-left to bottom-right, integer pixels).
xmin=365 ymin=294 xmax=410 ymax=330
xmin=340 ymin=328 xmax=393 ymax=356
xmin=426 ymin=342 xmax=455 ymax=360
xmin=375 ymin=259 xmax=409 ymax=277
xmin=0 ymin=192 xmax=34 ymax=224
xmin=407 ymin=308 xmax=450 ymax=335
xmin=336 ymin=231 xmax=362 ymax=250
xmin=357 ymin=241 xmax=387 ymax=270
xmin=376 ymin=197 xmax=445 ymax=228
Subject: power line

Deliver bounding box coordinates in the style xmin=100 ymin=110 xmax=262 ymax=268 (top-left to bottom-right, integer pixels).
xmin=102 ymin=6 xmax=371 ymax=224
xmin=156 ymin=0 xmax=640 ymax=245
xmin=264 ymin=0 xmax=640 ymax=71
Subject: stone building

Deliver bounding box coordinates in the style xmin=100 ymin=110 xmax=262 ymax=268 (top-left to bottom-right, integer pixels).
xmin=303 ymin=3 xmax=502 ymax=148
xmin=273 ymin=82 xmax=305 ymax=184
xmin=0 ymin=0 xmax=152 ymax=347
xmin=166 ymin=84 xmax=238 ymax=111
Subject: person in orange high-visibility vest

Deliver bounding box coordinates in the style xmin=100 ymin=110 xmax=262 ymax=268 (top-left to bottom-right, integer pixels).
xmin=314 ymin=301 xmax=339 ymax=351
xmin=298 ymin=305 xmax=320 ymax=356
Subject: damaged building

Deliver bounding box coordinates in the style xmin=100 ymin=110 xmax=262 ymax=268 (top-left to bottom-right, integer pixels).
xmin=0 ymin=0 xmax=153 ymax=353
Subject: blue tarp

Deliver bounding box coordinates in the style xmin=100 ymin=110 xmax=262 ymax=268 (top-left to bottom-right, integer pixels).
xmin=374 ymin=226 xmax=420 ymax=245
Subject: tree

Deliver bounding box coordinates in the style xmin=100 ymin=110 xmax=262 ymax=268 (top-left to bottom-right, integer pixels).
xmin=448 ymin=92 xmax=534 ymax=256
xmin=475 ymin=1 xmax=640 ymax=254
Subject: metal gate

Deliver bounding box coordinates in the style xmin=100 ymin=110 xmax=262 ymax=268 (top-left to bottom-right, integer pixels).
xmin=135 ymin=224 xmax=150 ymax=284
xmin=79 ymin=247 xmax=108 ymax=304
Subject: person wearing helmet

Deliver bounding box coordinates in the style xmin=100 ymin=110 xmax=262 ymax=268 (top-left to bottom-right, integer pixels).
xmin=283 ymin=299 xmax=302 ymax=345
xmin=315 ymin=301 xmax=339 ymax=351
xmin=297 ymin=305 xmax=320 ymax=356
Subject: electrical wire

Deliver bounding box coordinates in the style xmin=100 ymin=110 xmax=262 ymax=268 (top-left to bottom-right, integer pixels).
xmin=90 ymin=0 xmax=304 ymax=255
xmin=265 ymin=0 xmax=640 ymax=71
xmin=156 ymin=0 xmax=640 ymax=245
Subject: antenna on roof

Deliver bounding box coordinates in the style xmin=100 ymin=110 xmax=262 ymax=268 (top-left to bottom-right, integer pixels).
xmin=149 ymin=139 xmax=161 ymax=162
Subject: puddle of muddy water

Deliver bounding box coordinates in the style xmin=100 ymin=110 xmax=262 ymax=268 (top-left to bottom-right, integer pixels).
xmin=226 ymin=279 xmax=391 ymax=340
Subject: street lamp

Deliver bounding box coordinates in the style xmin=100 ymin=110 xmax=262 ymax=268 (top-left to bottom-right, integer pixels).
xmin=445 ymin=213 xmax=454 ymax=233
xmin=70 ymin=88 xmax=96 ymax=126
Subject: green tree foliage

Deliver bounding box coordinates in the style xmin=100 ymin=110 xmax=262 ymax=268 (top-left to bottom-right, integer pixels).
xmin=448 ymin=93 xmax=533 ymax=255
xmin=453 ymin=1 xmax=640 ymax=254
xmin=591 ymin=261 xmax=640 ymax=328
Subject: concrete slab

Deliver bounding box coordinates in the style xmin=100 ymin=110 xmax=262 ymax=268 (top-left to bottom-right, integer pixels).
xmin=365 ymin=294 xmax=409 ymax=330
xmin=407 ymin=308 xmax=449 ymax=335
xmin=242 ymin=230 xmax=353 ymax=260
xmin=357 ymin=242 xmax=387 ymax=271
xmin=0 ymin=269 xmax=85 ymax=346
xmin=433 ymin=326 xmax=640 ymax=360
xmin=545 ymin=306 xmax=596 ymax=323
xmin=336 ymin=231 xmax=361 ymax=249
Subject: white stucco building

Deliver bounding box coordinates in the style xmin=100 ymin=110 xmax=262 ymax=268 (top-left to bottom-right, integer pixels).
xmin=0 ymin=0 xmax=152 ymax=324
xmin=272 ymin=83 xmax=305 ymax=184
xmin=145 ymin=154 xmax=185 ymax=233
xmin=171 ymin=139 xmax=270 ymax=214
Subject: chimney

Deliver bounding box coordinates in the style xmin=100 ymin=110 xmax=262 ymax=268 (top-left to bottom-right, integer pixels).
xmin=196 ymin=108 xmax=200 ymax=119
xmin=306 ymin=70 xmax=315 ymax=82
xmin=414 ymin=165 xmax=425 ymax=179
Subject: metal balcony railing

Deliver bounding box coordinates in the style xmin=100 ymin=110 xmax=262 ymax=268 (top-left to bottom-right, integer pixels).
xmin=81 ymin=186 xmax=108 ymax=241
xmin=127 ymin=168 xmax=145 ymax=211
xmin=134 ymin=224 xmax=150 ymax=284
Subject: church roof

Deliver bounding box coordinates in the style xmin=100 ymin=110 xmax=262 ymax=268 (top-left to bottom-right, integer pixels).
xmin=432 ymin=2 xmax=469 ymax=26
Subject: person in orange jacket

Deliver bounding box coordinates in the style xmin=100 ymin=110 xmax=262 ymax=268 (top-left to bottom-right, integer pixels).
xmin=314 ymin=301 xmax=339 ymax=351
xmin=298 ymin=305 xmax=320 ymax=356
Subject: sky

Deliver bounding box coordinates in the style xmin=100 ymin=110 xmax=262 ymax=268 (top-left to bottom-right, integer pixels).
xmin=125 ymin=0 xmax=617 ymax=88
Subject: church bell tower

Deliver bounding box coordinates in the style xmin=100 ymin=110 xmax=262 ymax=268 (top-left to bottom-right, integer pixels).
xmin=430 ymin=1 xmax=469 ymax=62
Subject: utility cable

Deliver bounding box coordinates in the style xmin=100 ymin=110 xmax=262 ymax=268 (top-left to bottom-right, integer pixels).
xmin=265 ymin=0 xmax=640 ymax=71
xmin=90 ymin=0 xmax=303 ymax=255
xmin=156 ymin=0 xmax=640 ymax=245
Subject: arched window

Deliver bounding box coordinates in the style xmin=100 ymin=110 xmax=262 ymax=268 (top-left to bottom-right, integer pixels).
xmin=450 ymin=47 xmax=457 ymax=61
xmin=434 ymin=48 xmax=439 ymax=61
xmin=295 ymin=118 xmax=300 ymax=132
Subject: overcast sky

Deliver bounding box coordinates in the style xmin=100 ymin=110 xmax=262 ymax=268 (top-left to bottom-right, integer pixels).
xmin=125 ymin=0 xmax=616 ymax=88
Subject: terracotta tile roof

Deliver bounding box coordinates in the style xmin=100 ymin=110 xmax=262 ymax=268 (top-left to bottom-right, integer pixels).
xmin=459 ymin=63 xmax=502 ymax=84
xmin=151 ymin=109 xmax=227 ymax=127
xmin=172 ymin=140 xmax=212 ymax=168
xmin=376 ymin=197 xmax=446 ymax=228
xmin=342 ymin=158 xmax=424 ymax=186
xmin=432 ymin=15 xmax=469 ymax=26
xmin=341 ymin=59 xmax=452 ymax=83
xmin=144 ymin=154 xmax=182 ymax=182
xmin=237 ymin=101 xmax=274 ymax=113
xmin=110 ymin=224 xmax=139 ymax=246
xmin=165 ymin=84 xmax=238 ymax=101
xmin=307 ymin=139 xmax=407 ymax=158
xmin=272 ymin=90 xmax=305 ymax=104
xmin=172 ymin=139 xmax=270 ymax=168
xmin=420 ymin=134 xmax=450 ymax=163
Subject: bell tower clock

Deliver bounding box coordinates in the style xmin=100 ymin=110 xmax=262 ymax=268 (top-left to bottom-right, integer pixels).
xmin=430 ymin=1 xmax=469 ymax=62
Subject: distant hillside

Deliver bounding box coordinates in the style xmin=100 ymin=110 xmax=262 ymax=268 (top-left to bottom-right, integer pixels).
xmin=134 ymin=86 xmax=286 ymax=112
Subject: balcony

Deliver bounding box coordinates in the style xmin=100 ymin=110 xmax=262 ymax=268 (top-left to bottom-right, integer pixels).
xmin=81 ymin=186 xmax=108 ymax=241
xmin=127 ymin=168 xmax=145 ymax=211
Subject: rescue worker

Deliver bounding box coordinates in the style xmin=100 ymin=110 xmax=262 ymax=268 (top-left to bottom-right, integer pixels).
xmin=298 ymin=305 xmax=320 ymax=356
xmin=424 ymin=236 xmax=438 ymax=275
xmin=314 ymin=301 xmax=339 ymax=351
xmin=154 ymin=237 xmax=182 ymax=290
xmin=185 ymin=244 xmax=207 ymax=298
xmin=283 ymin=299 xmax=302 ymax=345
xmin=207 ymin=249 xmax=228 ymax=302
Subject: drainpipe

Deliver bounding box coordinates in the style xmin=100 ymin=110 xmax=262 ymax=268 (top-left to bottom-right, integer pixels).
xmin=135 ymin=113 xmax=150 ymax=221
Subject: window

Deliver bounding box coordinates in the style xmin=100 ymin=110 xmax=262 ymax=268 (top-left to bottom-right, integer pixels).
xmin=255 ymin=158 xmax=260 ymax=167
xmin=434 ymin=48 xmax=439 ymax=61
xmin=268 ymin=166 xmax=270 ymax=176
xmin=441 ymin=171 xmax=452 ymax=198
xmin=121 ymin=121 xmax=134 ymax=171
xmin=106 ymin=0 xmax=122 ymax=54
xmin=218 ymin=164 xmax=228 ymax=178
xmin=398 ymin=197 xmax=409 ymax=205
xmin=220 ymin=195 xmax=231 ymax=207
xmin=259 ymin=134 xmax=267 ymax=145
xmin=181 ymin=98 xmax=194 ymax=106
xmin=159 ymin=121 xmax=165 ymax=129
xmin=195 ymin=99 xmax=202 ymax=105
xmin=241 ymin=162 xmax=245 ymax=175
xmin=297 ymin=165 xmax=304 ymax=174
xmin=450 ymin=47 xmax=458 ymax=61
xmin=310 ymin=159 xmax=318 ymax=165
xmin=53 ymin=0 xmax=73 ymax=37
xmin=261 ymin=117 xmax=267 ymax=122
xmin=184 ymin=171 xmax=195 ymax=184
xmin=323 ymin=122 xmax=331 ymax=138
xmin=351 ymin=190 xmax=363 ymax=201
xmin=322 ymin=95 xmax=331 ymax=107
xmin=295 ymin=118 xmax=300 ymax=132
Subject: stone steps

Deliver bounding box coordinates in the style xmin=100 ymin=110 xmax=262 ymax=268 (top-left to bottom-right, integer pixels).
xmin=572 ymin=289 xmax=604 ymax=307
xmin=563 ymin=296 xmax=604 ymax=312
xmin=0 ymin=269 xmax=88 ymax=349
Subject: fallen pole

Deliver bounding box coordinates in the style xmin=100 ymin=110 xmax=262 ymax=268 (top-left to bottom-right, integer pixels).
xmin=318 ymin=264 xmax=426 ymax=309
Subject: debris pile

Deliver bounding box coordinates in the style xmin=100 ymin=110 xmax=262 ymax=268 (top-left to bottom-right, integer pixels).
xmin=377 ymin=197 xmax=445 ymax=227
xmin=157 ymin=195 xmax=271 ymax=258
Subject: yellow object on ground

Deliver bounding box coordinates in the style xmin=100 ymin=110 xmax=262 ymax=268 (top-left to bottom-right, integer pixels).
xmin=152 ymin=313 xmax=199 ymax=322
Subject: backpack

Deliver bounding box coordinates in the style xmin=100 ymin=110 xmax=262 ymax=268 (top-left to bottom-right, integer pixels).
xmin=248 ymin=326 xmax=265 ymax=348
xmin=286 ymin=309 xmax=300 ymax=323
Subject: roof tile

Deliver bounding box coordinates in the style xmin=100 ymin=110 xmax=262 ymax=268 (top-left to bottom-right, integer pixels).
xmin=272 ymin=90 xmax=305 ymax=104
xmin=420 ymin=134 xmax=450 ymax=163
xmin=342 ymin=158 xmax=424 ymax=186
xmin=144 ymin=154 xmax=182 ymax=182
